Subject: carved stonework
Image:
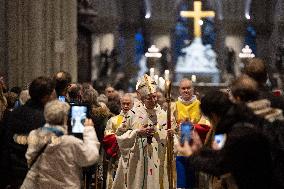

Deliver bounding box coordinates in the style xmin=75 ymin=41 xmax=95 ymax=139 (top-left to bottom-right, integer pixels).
xmin=78 ymin=0 xmax=97 ymax=16
xmin=78 ymin=0 xmax=121 ymax=32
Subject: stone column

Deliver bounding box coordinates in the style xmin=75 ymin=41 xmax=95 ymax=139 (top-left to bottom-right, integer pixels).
xmin=120 ymin=23 xmax=136 ymax=80
xmin=91 ymin=33 xmax=115 ymax=81
xmin=214 ymin=18 xmax=226 ymax=81
xmin=257 ymin=33 xmax=272 ymax=66
xmin=225 ymin=35 xmax=244 ymax=76
xmin=0 ymin=0 xmax=7 ymax=82
xmin=61 ymin=0 xmax=77 ymax=80
xmin=6 ymin=0 xmax=77 ymax=88
xmin=268 ymin=0 xmax=284 ymax=88
xmin=91 ymin=35 xmax=101 ymax=81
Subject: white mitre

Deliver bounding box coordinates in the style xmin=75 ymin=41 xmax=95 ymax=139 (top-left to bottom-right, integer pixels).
xmin=136 ymin=74 xmax=157 ymax=97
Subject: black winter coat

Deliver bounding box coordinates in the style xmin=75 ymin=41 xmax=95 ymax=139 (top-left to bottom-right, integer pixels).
xmin=187 ymin=106 xmax=273 ymax=189
xmin=4 ymin=99 xmax=45 ymax=185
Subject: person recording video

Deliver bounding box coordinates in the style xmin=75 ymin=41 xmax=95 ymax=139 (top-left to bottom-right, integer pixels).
xmin=71 ymin=105 xmax=87 ymax=133
xmin=176 ymin=90 xmax=273 ymax=189
xmin=21 ymin=100 xmax=100 ymax=189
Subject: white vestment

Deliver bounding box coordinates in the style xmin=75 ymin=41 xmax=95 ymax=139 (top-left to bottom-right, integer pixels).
xmin=112 ymin=105 xmax=177 ymax=189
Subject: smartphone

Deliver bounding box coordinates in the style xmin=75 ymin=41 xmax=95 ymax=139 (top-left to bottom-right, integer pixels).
xmin=180 ymin=121 xmax=193 ymax=144
xmin=70 ymin=104 xmax=89 ymax=134
xmin=214 ymin=134 xmax=226 ymax=149
xmin=58 ymin=96 xmax=66 ymax=102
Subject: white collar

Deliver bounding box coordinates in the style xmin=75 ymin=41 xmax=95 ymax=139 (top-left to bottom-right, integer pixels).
xmin=178 ymin=95 xmax=197 ymax=105
xmin=120 ymin=110 xmax=126 ymax=116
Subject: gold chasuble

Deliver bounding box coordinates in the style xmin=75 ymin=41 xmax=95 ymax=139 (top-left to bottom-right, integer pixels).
xmin=105 ymin=114 xmax=124 ymax=136
xmin=105 ymin=113 xmax=125 ymax=189
xmin=175 ymin=98 xmax=201 ymax=124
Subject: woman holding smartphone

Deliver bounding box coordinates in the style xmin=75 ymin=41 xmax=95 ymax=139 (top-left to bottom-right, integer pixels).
xmin=176 ymin=90 xmax=273 ymax=189
xmin=21 ymin=100 xmax=100 ymax=189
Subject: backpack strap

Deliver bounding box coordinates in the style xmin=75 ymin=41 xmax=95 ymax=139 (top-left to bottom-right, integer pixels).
xmin=28 ymin=127 xmax=64 ymax=169
xmin=28 ymin=142 xmax=49 ymax=169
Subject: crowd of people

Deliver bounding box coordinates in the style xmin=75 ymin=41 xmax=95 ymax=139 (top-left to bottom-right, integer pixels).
xmin=0 ymin=58 xmax=283 ymax=189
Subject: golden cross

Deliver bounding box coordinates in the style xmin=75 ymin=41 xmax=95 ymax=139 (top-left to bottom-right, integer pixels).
xmin=180 ymin=1 xmax=215 ymax=38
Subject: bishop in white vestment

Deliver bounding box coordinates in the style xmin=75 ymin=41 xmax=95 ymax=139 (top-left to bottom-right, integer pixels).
xmin=112 ymin=74 xmax=177 ymax=189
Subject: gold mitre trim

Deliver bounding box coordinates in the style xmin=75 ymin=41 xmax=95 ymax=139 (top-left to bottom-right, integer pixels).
xmin=136 ymin=74 xmax=157 ymax=96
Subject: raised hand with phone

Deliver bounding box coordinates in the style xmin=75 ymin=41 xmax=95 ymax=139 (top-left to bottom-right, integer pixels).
xmin=180 ymin=120 xmax=193 ymax=144
xmin=84 ymin=118 xmax=94 ymax=127
xmin=69 ymin=103 xmax=90 ymax=134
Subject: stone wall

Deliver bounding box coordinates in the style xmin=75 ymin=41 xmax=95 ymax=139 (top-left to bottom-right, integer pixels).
xmin=0 ymin=0 xmax=7 ymax=81
xmin=4 ymin=0 xmax=77 ymax=88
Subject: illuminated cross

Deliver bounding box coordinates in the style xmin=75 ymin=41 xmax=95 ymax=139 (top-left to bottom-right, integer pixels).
xmin=180 ymin=1 xmax=215 ymax=38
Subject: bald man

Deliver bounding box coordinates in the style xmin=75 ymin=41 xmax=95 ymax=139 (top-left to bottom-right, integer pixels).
xmin=172 ymin=79 xmax=207 ymax=189
xmin=105 ymin=94 xmax=134 ymax=135
xmin=172 ymin=78 xmax=202 ymax=125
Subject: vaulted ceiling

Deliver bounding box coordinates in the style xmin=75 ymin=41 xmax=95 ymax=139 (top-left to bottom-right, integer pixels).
xmin=78 ymin=0 xmax=276 ymax=38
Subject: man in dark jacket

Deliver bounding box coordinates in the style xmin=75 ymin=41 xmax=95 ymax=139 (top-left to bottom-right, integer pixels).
xmin=244 ymin=58 xmax=284 ymax=111
xmin=3 ymin=76 xmax=56 ymax=188
xmin=230 ymin=75 xmax=284 ymax=188
xmin=177 ymin=90 xmax=273 ymax=189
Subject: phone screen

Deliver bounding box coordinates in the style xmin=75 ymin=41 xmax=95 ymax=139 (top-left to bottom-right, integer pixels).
xmin=70 ymin=105 xmax=88 ymax=133
xmin=180 ymin=122 xmax=192 ymax=144
xmin=214 ymin=134 xmax=226 ymax=149
xmin=58 ymin=96 xmax=66 ymax=102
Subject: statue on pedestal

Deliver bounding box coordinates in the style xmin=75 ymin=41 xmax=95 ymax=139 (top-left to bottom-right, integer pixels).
xmin=175 ymin=1 xmax=220 ymax=83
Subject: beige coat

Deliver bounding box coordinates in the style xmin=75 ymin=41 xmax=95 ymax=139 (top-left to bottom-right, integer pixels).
xmin=21 ymin=124 xmax=100 ymax=189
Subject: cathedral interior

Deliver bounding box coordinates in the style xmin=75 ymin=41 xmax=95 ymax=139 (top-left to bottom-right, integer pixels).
xmin=0 ymin=0 xmax=283 ymax=91
xmin=1 ymin=1 xmax=284 ymax=189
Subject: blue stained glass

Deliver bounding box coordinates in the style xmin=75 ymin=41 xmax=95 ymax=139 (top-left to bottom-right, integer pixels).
xmin=135 ymin=31 xmax=145 ymax=65
xmin=244 ymin=25 xmax=257 ymax=54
